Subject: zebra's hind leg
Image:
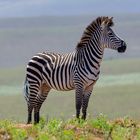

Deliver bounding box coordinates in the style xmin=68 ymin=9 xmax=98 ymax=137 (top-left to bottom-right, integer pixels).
xmin=24 ymin=80 xmax=39 ymax=124
xmin=34 ymin=84 xmax=51 ymax=124
xmin=34 ymin=93 xmax=49 ymax=124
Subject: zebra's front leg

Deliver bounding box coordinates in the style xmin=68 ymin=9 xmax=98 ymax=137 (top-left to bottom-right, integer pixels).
xmin=82 ymin=84 xmax=93 ymax=120
xmin=81 ymin=91 xmax=92 ymax=120
xmin=75 ymin=85 xmax=84 ymax=119
xmin=27 ymin=104 xmax=33 ymax=124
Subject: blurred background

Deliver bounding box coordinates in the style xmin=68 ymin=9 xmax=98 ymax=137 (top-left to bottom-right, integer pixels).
xmin=0 ymin=0 xmax=140 ymax=122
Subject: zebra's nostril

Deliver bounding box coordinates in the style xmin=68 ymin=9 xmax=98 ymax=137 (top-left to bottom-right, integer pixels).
xmin=117 ymin=41 xmax=126 ymax=53
xmin=118 ymin=44 xmax=126 ymax=53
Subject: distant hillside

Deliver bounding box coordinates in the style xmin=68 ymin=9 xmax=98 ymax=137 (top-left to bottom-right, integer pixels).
xmin=0 ymin=14 xmax=140 ymax=67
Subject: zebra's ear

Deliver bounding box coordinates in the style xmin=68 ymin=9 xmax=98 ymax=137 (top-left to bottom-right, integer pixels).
xmin=101 ymin=17 xmax=114 ymax=29
xmin=100 ymin=16 xmax=108 ymax=28
xmin=101 ymin=20 xmax=107 ymax=29
xmin=110 ymin=17 xmax=113 ymax=20
xmin=107 ymin=17 xmax=114 ymax=27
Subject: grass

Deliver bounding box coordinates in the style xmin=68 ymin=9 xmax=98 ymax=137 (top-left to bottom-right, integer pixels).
xmin=100 ymin=58 xmax=140 ymax=75
xmin=0 ymin=84 xmax=140 ymax=122
xmin=0 ymin=115 xmax=140 ymax=140
xmin=0 ymin=66 xmax=25 ymax=85
xmin=0 ymin=58 xmax=140 ymax=122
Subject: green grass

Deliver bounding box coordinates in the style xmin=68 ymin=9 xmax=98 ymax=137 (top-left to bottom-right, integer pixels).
xmin=0 ymin=66 xmax=25 ymax=85
xmin=0 ymin=58 xmax=139 ymax=121
xmin=0 ymin=58 xmax=140 ymax=121
xmin=0 ymin=116 xmax=140 ymax=140
xmin=101 ymin=58 xmax=140 ymax=75
xmin=0 ymin=83 xmax=139 ymax=122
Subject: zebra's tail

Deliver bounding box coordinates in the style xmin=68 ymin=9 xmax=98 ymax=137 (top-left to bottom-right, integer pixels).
xmin=23 ymin=76 xmax=29 ymax=102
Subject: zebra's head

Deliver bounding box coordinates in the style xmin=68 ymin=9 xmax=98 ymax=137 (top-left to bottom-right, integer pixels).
xmin=100 ymin=17 xmax=126 ymax=53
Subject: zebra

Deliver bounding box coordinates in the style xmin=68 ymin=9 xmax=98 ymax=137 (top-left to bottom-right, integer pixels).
xmin=24 ymin=16 xmax=126 ymax=124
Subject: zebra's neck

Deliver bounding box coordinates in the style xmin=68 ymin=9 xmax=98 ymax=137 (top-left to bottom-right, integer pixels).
xmin=77 ymin=31 xmax=104 ymax=67
xmin=83 ymin=41 xmax=103 ymax=69
xmin=75 ymin=32 xmax=104 ymax=81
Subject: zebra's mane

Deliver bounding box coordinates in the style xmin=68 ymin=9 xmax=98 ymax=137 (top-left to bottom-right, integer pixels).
xmin=77 ymin=16 xmax=114 ymax=49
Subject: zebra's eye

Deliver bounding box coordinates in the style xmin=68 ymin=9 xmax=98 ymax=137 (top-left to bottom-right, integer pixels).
xmin=108 ymin=32 xmax=112 ymax=35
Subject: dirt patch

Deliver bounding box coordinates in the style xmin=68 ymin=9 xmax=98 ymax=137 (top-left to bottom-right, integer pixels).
xmin=14 ymin=124 xmax=32 ymax=129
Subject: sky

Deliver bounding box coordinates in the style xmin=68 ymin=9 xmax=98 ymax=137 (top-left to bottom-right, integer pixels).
xmin=0 ymin=0 xmax=139 ymax=17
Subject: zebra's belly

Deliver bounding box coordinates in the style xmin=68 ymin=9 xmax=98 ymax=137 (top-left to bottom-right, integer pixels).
xmin=49 ymin=83 xmax=75 ymax=91
xmin=52 ymin=86 xmax=75 ymax=91
xmin=43 ymin=75 xmax=75 ymax=91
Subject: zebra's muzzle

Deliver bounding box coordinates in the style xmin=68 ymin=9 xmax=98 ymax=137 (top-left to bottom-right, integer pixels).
xmin=118 ymin=41 xmax=127 ymax=53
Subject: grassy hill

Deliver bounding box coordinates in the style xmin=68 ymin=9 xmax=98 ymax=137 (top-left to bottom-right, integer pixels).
xmin=0 ymin=116 xmax=140 ymax=140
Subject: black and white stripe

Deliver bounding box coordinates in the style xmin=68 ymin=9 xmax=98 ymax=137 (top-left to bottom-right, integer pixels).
xmin=24 ymin=16 xmax=126 ymax=124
